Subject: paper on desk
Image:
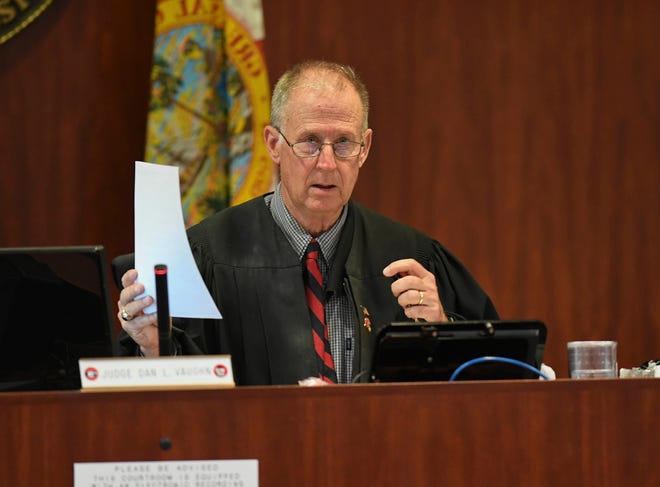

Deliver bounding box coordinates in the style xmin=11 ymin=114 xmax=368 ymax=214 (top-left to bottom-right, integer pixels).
xmin=134 ymin=161 xmax=221 ymax=319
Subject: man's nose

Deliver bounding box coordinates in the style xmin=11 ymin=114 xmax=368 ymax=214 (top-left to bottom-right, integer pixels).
xmin=316 ymin=144 xmax=338 ymax=169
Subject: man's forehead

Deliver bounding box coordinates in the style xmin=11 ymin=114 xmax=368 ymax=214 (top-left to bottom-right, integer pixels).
xmin=279 ymin=70 xmax=364 ymax=134
xmin=284 ymin=99 xmax=362 ymax=135
xmin=287 ymin=74 xmax=360 ymax=115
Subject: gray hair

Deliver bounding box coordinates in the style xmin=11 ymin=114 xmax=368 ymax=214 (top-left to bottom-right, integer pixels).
xmin=270 ymin=60 xmax=370 ymax=131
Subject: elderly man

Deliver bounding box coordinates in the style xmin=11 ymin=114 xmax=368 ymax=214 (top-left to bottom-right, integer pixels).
xmin=117 ymin=60 xmax=498 ymax=385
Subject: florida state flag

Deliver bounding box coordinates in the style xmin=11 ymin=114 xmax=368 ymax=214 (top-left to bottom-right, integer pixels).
xmin=145 ymin=0 xmax=274 ymax=226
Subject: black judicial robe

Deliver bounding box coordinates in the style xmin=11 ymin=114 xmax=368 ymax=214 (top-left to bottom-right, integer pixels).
xmin=121 ymin=195 xmax=498 ymax=385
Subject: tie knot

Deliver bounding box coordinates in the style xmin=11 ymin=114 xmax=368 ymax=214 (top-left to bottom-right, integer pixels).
xmin=304 ymin=239 xmax=321 ymax=260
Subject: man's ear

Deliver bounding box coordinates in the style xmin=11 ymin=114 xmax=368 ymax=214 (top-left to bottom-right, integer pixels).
xmin=357 ymin=128 xmax=373 ymax=168
xmin=264 ymin=125 xmax=282 ymax=165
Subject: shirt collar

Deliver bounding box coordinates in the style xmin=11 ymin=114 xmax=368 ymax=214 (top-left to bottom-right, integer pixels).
xmin=266 ymin=183 xmax=347 ymax=263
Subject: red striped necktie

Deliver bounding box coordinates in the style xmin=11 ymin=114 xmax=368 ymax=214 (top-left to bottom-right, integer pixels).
xmin=303 ymin=239 xmax=337 ymax=383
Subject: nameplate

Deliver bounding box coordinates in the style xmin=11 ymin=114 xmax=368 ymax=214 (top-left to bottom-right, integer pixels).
xmin=74 ymin=459 xmax=258 ymax=486
xmin=79 ymin=355 xmax=234 ymax=390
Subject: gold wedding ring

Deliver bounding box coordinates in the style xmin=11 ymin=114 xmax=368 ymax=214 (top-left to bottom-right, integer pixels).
xmin=418 ymin=290 xmax=424 ymax=306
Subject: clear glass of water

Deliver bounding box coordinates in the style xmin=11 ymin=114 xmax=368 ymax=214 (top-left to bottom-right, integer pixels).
xmin=567 ymin=341 xmax=618 ymax=379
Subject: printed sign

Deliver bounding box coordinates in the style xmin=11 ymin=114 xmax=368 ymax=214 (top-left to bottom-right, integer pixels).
xmin=74 ymin=459 xmax=258 ymax=487
xmin=79 ymin=355 xmax=234 ymax=390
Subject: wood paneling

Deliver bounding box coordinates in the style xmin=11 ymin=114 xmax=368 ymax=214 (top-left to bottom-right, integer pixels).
xmin=0 ymin=0 xmax=657 ymax=374
xmin=1 ymin=381 xmax=658 ymax=486
xmin=0 ymin=0 xmax=155 ymax=261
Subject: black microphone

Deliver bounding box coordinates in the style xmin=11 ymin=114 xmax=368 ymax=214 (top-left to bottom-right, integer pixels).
xmin=154 ymin=264 xmax=172 ymax=356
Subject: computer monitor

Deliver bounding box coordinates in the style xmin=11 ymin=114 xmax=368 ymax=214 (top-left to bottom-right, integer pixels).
xmin=369 ymin=320 xmax=547 ymax=382
xmin=0 ymin=246 xmax=118 ymax=391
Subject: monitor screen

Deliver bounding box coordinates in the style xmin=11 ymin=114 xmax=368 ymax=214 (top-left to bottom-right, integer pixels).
xmin=0 ymin=246 xmax=118 ymax=391
xmin=369 ymin=320 xmax=547 ymax=382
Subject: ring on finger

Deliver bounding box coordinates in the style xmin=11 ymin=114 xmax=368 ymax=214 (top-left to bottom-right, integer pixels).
xmin=418 ymin=290 xmax=424 ymax=306
xmin=121 ymin=307 xmax=134 ymax=321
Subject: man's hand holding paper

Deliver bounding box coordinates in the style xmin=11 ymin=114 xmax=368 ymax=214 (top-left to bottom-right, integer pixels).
xmin=117 ymin=161 xmax=221 ymax=357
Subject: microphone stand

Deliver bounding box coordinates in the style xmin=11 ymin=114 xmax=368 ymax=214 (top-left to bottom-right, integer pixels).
xmin=154 ymin=264 xmax=172 ymax=356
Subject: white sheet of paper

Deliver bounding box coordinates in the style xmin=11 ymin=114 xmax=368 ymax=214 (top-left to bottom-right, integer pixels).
xmin=134 ymin=161 xmax=221 ymax=319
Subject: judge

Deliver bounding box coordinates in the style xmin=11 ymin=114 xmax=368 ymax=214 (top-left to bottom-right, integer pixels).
xmin=117 ymin=60 xmax=498 ymax=385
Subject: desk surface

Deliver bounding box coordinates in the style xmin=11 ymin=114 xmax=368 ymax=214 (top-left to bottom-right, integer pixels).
xmin=1 ymin=379 xmax=657 ymax=486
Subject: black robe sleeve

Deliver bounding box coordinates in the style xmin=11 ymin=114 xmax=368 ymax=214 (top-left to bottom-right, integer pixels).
xmin=428 ymin=239 xmax=499 ymax=321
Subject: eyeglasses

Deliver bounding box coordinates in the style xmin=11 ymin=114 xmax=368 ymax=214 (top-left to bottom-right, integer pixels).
xmin=276 ymin=128 xmax=364 ymax=159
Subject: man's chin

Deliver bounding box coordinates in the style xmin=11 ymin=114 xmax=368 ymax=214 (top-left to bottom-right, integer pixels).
xmin=306 ymin=197 xmax=344 ymax=216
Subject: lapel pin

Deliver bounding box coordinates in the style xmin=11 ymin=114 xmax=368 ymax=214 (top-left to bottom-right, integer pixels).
xmin=360 ymin=305 xmax=372 ymax=332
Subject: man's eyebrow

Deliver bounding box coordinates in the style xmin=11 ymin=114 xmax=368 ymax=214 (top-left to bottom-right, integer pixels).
xmin=295 ymin=128 xmax=360 ymax=141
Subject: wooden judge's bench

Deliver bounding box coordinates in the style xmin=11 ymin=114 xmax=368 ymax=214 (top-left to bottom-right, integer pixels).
xmin=1 ymin=379 xmax=657 ymax=486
